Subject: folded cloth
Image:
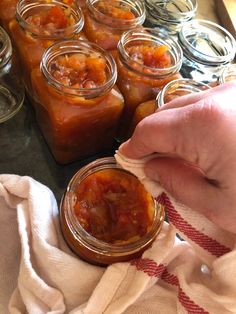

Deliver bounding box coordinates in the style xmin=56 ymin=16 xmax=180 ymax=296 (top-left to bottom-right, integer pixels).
xmin=1 ymin=166 xmax=236 ymax=314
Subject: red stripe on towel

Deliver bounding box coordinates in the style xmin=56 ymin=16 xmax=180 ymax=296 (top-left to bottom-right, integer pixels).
xmin=156 ymin=193 xmax=231 ymax=257
xmin=130 ymin=258 xmax=209 ymax=314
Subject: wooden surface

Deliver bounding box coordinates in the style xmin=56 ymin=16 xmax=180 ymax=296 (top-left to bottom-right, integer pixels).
xmin=215 ymin=0 xmax=236 ymax=39
xmin=197 ymin=0 xmax=220 ymax=24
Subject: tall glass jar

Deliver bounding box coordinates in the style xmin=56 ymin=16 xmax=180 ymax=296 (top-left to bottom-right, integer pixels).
xmin=116 ymin=27 xmax=182 ymax=139
xmin=83 ymin=0 xmax=146 ymax=51
xmin=0 ymin=26 xmax=31 ymax=160
xmin=178 ymin=19 xmax=236 ymax=84
xmin=8 ymin=0 xmax=84 ymax=93
xmin=144 ymin=0 xmax=197 ymax=36
xmin=128 ymin=78 xmax=210 ymax=137
xmin=60 ymin=157 xmax=165 ymax=265
xmin=31 ymin=40 xmax=124 ymax=164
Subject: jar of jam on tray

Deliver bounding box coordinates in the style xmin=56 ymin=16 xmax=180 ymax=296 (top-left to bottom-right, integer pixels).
xmin=0 ymin=26 xmax=31 ymax=161
xmin=31 ymin=40 xmax=124 ymax=164
xmin=83 ymin=0 xmax=146 ymax=51
xmin=115 ymin=27 xmax=183 ymax=139
xmin=129 ymin=78 xmax=211 ymax=136
xmin=178 ymin=19 xmax=236 ymax=85
xmin=144 ymin=0 xmax=197 ymax=36
xmin=60 ymin=157 xmax=165 ymax=265
xmin=8 ymin=0 xmax=84 ymax=93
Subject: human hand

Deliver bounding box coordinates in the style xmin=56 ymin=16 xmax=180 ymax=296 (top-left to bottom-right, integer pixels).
xmin=119 ymin=82 xmax=236 ymax=233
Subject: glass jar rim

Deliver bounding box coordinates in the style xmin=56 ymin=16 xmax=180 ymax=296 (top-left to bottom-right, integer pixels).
xmin=178 ymin=19 xmax=236 ymax=66
xmin=41 ymin=40 xmax=117 ymax=98
xmin=61 ymin=157 xmax=164 ymax=256
xmin=86 ymin=0 xmax=146 ymax=30
xmin=145 ymin=0 xmax=197 ymax=23
xmin=16 ymin=0 xmax=84 ymax=39
xmin=0 ymin=26 xmax=12 ymax=68
xmin=219 ymin=64 xmax=236 ymax=84
xmin=117 ymin=27 xmax=183 ymax=78
xmin=156 ymin=78 xmax=211 ymax=107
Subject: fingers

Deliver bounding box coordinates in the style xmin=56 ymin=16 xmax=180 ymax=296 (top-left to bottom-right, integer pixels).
xmin=120 ymin=82 xmax=236 ymax=160
xmin=119 ymin=102 xmax=202 ymax=160
xmin=144 ymin=157 xmax=221 ymax=214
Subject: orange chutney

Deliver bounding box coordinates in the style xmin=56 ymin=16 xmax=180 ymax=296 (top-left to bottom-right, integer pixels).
xmin=74 ymin=168 xmax=155 ymax=243
xmin=31 ymin=40 xmax=124 ymax=164
xmin=9 ymin=0 xmax=84 ymax=93
xmin=83 ymin=0 xmax=145 ymax=51
xmin=60 ymin=157 xmax=164 ymax=265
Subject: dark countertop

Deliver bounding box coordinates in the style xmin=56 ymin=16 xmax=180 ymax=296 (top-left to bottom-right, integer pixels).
xmin=0 ymin=99 xmax=117 ymax=204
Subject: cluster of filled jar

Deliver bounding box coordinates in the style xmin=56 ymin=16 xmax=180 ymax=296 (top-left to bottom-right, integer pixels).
xmin=0 ymin=0 xmax=235 ymax=165
xmin=1 ymin=0 xmax=236 ymax=265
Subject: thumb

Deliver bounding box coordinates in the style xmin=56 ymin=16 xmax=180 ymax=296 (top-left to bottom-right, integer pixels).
xmin=145 ymin=157 xmax=220 ymax=218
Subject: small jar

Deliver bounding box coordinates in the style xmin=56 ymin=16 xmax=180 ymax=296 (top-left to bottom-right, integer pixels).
xmin=144 ymin=0 xmax=197 ymax=36
xmin=156 ymin=78 xmax=211 ymax=105
xmin=83 ymin=0 xmax=146 ymax=51
xmin=219 ymin=63 xmax=236 ymax=84
xmin=0 ymin=0 xmax=18 ymax=32
xmin=0 ymin=27 xmax=31 ymax=160
xmin=60 ymin=157 xmax=165 ymax=265
xmin=178 ymin=19 xmax=236 ymax=84
xmin=116 ymin=27 xmax=182 ymax=139
xmin=31 ymin=40 xmax=124 ymax=164
xmin=9 ymin=0 xmax=84 ymax=93
xmin=129 ymin=78 xmax=211 ymax=136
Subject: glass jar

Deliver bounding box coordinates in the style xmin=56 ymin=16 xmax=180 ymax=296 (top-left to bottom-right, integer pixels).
xmin=31 ymin=40 xmax=124 ymax=164
xmin=116 ymin=27 xmax=182 ymax=139
xmin=0 ymin=26 xmax=31 ymax=160
xmin=178 ymin=19 xmax=236 ymax=84
xmin=156 ymin=78 xmax=211 ymax=105
xmin=129 ymin=78 xmax=211 ymax=137
xmin=144 ymin=0 xmax=197 ymax=36
xmin=60 ymin=157 xmax=165 ymax=265
xmin=219 ymin=63 xmax=236 ymax=84
xmin=0 ymin=0 xmax=18 ymax=32
xmin=8 ymin=0 xmax=84 ymax=93
xmin=83 ymin=0 xmax=146 ymax=51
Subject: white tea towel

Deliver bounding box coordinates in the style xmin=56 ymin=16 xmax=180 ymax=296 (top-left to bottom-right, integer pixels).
xmin=1 ymin=170 xmax=236 ymax=314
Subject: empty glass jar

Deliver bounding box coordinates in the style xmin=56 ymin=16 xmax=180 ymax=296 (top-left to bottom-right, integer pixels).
xmin=144 ymin=0 xmax=197 ymax=35
xmin=0 ymin=26 xmax=30 ymax=160
xmin=178 ymin=19 xmax=236 ymax=84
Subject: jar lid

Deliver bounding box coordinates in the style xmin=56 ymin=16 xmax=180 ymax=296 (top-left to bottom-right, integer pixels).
xmin=156 ymin=78 xmax=211 ymax=107
xmin=178 ymin=19 xmax=236 ymax=66
xmin=145 ymin=0 xmax=197 ymax=23
xmin=0 ymin=27 xmax=24 ymax=124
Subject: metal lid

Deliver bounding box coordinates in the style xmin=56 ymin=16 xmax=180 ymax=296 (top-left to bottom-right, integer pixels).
xmin=178 ymin=19 xmax=236 ymax=66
